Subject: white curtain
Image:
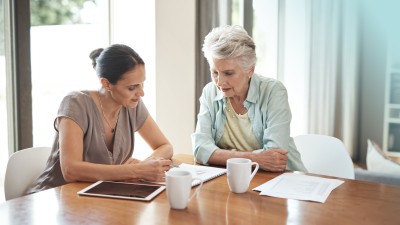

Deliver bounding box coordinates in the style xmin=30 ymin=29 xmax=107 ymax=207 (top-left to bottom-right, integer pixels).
xmin=305 ymin=0 xmax=360 ymax=157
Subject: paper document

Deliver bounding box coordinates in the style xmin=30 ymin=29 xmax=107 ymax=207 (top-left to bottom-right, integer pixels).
xmin=253 ymin=172 xmax=344 ymax=203
xmin=141 ymin=163 xmax=226 ymax=187
xmin=175 ymin=163 xmax=227 ymax=186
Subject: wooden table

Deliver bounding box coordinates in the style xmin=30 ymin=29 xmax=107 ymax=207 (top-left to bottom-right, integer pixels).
xmin=1 ymin=154 xmax=400 ymax=225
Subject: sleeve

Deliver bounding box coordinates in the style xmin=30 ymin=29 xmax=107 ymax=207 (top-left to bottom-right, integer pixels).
xmin=55 ymin=92 xmax=90 ymax=133
xmin=191 ymin=85 xmax=220 ymax=165
xmin=262 ymin=81 xmax=292 ymax=151
xmin=259 ymin=81 xmax=307 ymax=172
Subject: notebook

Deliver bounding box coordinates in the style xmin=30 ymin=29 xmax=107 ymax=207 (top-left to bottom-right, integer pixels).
xmin=142 ymin=163 xmax=227 ymax=187
xmin=171 ymin=163 xmax=227 ymax=186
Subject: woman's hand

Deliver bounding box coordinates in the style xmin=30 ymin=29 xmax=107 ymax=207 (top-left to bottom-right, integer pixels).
xmin=254 ymin=149 xmax=288 ymax=172
xmin=133 ymin=158 xmax=172 ymax=182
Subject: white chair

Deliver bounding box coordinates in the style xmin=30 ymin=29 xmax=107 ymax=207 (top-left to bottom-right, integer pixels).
xmin=294 ymin=134 xmax=355 ymax=179
xmin=4 ymin=146 xmax=51 ymax=200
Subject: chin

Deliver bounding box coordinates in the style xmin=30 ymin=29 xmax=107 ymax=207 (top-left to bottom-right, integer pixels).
xmin=126 ymin=102 xmax=139 ymax=109
xmin=221 ymin=91 xmax=233 ymax=98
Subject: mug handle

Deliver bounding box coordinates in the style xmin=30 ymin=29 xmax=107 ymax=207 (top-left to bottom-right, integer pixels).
xmin=250 ymin=162 xmax=259 ymax=181
xmin=188 ymin=177 xmax=203 ymax=202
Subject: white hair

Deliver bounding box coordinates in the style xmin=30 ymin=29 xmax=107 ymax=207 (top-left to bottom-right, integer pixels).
xmin=202 ymin=25 xmax=257 ymax=72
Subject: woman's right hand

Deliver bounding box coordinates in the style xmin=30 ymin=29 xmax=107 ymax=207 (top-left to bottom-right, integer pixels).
xmin=132 ymin=158 xmax=172 ymax=181
xmin=254 ymin=149 xmax=288 ymax=172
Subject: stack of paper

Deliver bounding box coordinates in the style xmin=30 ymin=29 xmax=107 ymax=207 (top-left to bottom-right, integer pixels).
xmin=253 ymin=172 xmax=344 ymax=203
xmin=142 ymin=163 xmax=227 ymax=187
xmin=172 ymin=163 xmax=227 ymax=186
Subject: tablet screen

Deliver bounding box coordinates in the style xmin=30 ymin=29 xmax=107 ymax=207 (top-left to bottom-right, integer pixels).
xmin=77 ymin=181 xmax=166 ymax=201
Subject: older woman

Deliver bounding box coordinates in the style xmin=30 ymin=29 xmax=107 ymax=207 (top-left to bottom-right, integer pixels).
xmin=192 ymin=25 xmax=306 ymax=172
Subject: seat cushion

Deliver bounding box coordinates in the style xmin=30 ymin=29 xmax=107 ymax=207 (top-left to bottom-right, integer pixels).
xmin=367 ymin=139 xmax=400 ymax=174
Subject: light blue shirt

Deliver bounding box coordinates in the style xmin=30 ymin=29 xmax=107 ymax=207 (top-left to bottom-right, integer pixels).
xmin=191 ymin=74 xmax=307 ymax=172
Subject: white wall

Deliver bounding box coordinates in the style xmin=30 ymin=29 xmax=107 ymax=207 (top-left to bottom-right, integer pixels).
xmin=155 ymin=0 xmax=196 ymax=155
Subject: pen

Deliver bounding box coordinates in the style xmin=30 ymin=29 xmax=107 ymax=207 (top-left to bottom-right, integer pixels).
xmin=170 ymin=163 xmax=180 ymax=168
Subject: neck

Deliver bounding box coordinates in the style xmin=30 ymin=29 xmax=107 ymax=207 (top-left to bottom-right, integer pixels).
xmin=97 ymin=90 xmax=122 ymax=133
xmin=231 ymin=89 xmax=248 ymax=104
xmin=98 ymin=90 xmax=122 ymax=116
xmin=233 ymin=81 xmax=250 ymax=102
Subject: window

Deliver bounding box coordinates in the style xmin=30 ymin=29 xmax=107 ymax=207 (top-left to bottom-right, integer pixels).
xmin=253 ymin=0 xmax=278 ymax=78
xmin=30 ymin=0 xmax=156 ymax=159
xmin=30 ymin=0 xmax=109 ymax=147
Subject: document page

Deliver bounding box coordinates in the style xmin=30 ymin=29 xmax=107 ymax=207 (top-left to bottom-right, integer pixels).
xmin=141 ymin=163 xmax=226 ymax=187
xmin=253 ymin=172 xmax=344 ymax=203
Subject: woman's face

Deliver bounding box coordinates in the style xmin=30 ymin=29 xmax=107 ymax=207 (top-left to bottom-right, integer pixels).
xmin=210 ymin=58 xmax=253 ymax=98
xmin=109 ymin=64 xmax=146 ymax=108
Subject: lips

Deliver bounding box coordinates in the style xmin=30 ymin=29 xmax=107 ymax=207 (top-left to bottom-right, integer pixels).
xmin=220 ymin=88 xmax=231 ymax=92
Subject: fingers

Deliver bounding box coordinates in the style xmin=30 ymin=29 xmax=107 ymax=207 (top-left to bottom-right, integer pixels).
xmin=269 ymin=148 xmax=288 ymax=155
xmin=262 ymin=149 xmax=288 ymax=161
xmin=257 ymin=149 xmax=288 ymax=172
xmin=160 ymin=160 xmax=173 ymax=172
xmin=154 ymin=158 xmax=173 ymax=168
xmin=145 ymin=159 xmax=172 ymax=181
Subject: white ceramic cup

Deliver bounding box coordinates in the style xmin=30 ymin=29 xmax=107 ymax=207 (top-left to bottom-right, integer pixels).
xmin=227 ymin=158 xmax=259 ymax=193
xmin=166 ymin=170 xmax=203 ymax=209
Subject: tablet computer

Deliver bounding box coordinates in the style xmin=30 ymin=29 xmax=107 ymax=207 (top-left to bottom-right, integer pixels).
xmin=77 ymin=181 xmax=166 ymax=201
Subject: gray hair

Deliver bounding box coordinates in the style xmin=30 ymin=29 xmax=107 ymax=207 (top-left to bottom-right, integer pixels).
xmin=202 ymin=25 xmax=257 ymax=72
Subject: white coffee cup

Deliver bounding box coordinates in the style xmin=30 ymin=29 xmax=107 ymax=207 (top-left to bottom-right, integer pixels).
xmin=227 ymin=158 xmax=259 ymax=193
xmin=166 ymin=170 xmax=203 ymax=209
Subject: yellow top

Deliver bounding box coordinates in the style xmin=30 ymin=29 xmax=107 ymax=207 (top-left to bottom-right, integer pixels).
xmin=217 ymin=98 xmax=261 ymax=151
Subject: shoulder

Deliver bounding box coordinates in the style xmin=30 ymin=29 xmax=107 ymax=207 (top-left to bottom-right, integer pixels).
xmin=253 ymin=74 xmax=286 ymax=91
xmin=59 ymin=91 xmax=94 ymax=113
xmin=248 ymin=75 xmax=287 ymax=102
xmin=203 ymin=82 xmax=218 ymax=93
xmin=201 ymin=82 xmax=220 ymax=100
xmin=62 ymin=91 xmax=92 ymax=103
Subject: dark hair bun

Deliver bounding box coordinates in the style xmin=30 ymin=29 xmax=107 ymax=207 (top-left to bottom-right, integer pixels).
xmin=89 ymin=48 xmax=104 ymax=68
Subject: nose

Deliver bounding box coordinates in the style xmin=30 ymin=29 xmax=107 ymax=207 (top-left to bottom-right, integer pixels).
xmin=136 ymin=83 xmax=145 ymax=97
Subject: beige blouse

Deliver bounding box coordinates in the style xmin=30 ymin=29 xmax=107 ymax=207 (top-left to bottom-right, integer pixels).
xmin=27 ymin=91 xmax=149 ymax=194
xmin=217 ymin=98 xmax=261 ymax=151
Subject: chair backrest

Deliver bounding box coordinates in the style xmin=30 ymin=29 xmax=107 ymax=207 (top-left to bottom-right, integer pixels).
xmin=4 ymin=146 xmax=51 ymax=200
xmin=294 ymin=134 xmax=355 ymax=179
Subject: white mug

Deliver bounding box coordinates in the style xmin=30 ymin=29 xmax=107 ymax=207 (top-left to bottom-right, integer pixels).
xmin=227 ymin=158 xmax=259 ymax=193
xmin=166 ymin=170 xmax=203 ymax=209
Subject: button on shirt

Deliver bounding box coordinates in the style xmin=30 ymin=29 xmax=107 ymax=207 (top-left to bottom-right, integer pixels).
xmin=191 ymin=74 xmax=307 ymax=172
